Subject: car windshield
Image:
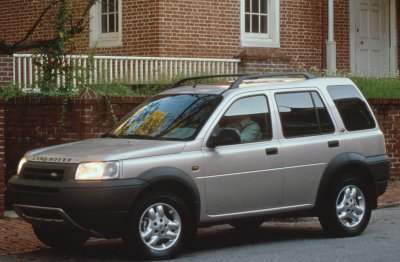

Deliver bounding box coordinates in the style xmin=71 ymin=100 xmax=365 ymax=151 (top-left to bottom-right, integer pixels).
xmin=108 ymin=94 xmax=222 ymax=141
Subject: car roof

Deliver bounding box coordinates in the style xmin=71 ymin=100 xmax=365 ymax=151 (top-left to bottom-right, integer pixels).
xmin=160 ymin=85 xmax=230 ymax=95
xmin=160 ymin=76 xmax=355 ymax=96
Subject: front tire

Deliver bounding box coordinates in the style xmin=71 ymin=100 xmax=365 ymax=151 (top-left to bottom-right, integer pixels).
xmin=124 ymin=191 xmax=193 ymax=260
xmin=318 ymin=175 xmax=372 ymax=237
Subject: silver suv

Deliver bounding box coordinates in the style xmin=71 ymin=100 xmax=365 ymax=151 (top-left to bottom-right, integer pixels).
xmin=8 ymin=73 xmax=390 ymax=260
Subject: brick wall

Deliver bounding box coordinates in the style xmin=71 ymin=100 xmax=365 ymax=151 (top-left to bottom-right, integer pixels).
xmin=238 ymin=55 xmax=294 ymax=73
xmin=369 ymin=99 xmax=400 ymax=180
xmin=238 ymin=0 xmax=323 ymax=72
xmin=156 ymin=0 xmax=240 ymax=58
xmin=279 ymin=0 xmax=324 ymax=70
xmin=0 ymin=0 xmax=88 ymax=49
xmin=0 ymin=100 xmax=4 ymax=216
xmin=334 ymin=0 xmax=350 ymax=70
xmin=119 ymin=0 xmax=159 ymax=56
xmin=0 ymin=0 xmax=356 ymax=72
xmin=0 ymin=56 xmax=13 ymax=86
xmin=86 ymin=0 xmax=241 ymax=57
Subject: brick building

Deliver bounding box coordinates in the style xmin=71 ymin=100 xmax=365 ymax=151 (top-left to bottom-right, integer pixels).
xmin=0 ymin=0 xmax=399 ymax=82
xmin=0 ymin=0 xmax=400 ymax=215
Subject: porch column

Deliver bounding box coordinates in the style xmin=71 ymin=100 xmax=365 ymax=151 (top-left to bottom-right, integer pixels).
xmin=0 ymin=100 xmax=4 ymax=217
xmin=326 ymin=0 xmax=336 ymax=75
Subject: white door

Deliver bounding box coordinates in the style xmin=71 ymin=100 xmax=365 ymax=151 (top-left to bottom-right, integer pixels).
xmin=354 ymin=0 xmax=389 ymax=76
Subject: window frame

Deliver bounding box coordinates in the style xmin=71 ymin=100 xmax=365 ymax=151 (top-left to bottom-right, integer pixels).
xmin=90 ymin=0 xmax=123 ymax=48
xmin=211 ymin=94 xmax=273 ymax=145
xmin=275 ymin=91 xmax=336 ymax=139
xmin=240 ymin=0 xmax=280 ymax=48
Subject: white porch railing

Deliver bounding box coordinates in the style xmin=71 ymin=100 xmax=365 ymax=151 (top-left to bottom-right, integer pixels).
xmin=13 ymin=54 xmax=241 ymax=89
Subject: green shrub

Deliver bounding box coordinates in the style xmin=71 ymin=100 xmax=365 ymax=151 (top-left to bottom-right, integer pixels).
xmin=3 ymin=75 xmax=400 ymax=100
xmin=0 ymin=84 xmax=22 ymax=100
xmin=351 ymin=77 xmax=400 ymax=98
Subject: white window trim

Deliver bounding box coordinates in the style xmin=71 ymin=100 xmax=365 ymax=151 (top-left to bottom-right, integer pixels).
xmin=90 ymin=0 xmax=123 ymax=48
xmin=240 ymin=0 xmax=280 ymax=48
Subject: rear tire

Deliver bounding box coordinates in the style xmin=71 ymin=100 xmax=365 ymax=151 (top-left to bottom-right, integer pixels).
xmin=318 ymin=174 xmax=372 ymax=237
xmin=33 ymin=225 xmax=89 ymax=249
xmin=123 ymin=191 xmax=194 ymax=260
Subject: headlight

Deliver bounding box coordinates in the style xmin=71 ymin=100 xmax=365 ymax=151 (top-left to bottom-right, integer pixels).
xmin=75 ymin=161 xmax=120 ymax=180
xmin=17 ymin=157 xmax=27 ymax=175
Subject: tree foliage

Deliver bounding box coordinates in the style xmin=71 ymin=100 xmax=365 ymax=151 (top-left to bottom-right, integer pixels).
xmin=0 ymin=0 xmax=98 ymax=92
xmin=0 ymin=0 xmax=98 ymax=55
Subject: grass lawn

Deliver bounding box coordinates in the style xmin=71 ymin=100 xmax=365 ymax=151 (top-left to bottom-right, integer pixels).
xmin=351 ymin=77 xmax=400 ymax=98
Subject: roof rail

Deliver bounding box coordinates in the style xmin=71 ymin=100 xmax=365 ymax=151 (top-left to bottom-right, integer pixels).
xmin=171 ymin=74 xmax=246 ymax=88
xmin=228 ymin=72 xmax=315 ymax=89
xmin=171 ymin=72 xmax=315 ymax=89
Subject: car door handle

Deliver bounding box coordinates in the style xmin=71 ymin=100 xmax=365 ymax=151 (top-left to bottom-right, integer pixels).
xmin=328 ymin=140 xmax=339 ymax=148
xmin=265 ymin=147 xmax=278 ymax=155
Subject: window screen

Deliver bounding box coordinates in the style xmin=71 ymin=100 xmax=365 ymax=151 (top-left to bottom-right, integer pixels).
xmin=101 ymin=0 xmax=119 ymax=33
xmin=245 ymin=0 xmax=269 ymax=34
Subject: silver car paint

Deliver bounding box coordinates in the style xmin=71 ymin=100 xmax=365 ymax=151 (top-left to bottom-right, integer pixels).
xmin=201 ymin=91 xmax=283 ymax=216
xmin=26 ymin=139 xmax=186 ymax=163
xmin=268 ymin=88 xmax=346 ymax=207
xmin=21 ymin=77 xmax=387 ymax=223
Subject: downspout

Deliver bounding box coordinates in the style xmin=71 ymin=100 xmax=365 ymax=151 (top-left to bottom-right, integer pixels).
xmin=321 ymin=0 xmax=326 ymax=71
xmin=326 ymin=0 xmax=337 ymax=75
xmin=389 ymin=0 xmax=398 ymax=77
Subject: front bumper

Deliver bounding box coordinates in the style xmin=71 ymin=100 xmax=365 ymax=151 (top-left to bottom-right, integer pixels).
xmin=7 ymin=175 xmax=148 ymax=238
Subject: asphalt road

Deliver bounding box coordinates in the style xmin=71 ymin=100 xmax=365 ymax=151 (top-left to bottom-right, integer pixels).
xmin=2 ymin=207 xmax=400 ymax=262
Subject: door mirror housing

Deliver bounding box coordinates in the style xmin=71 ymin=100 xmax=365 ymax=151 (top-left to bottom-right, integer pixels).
xmin=207 ymin=128 xmax=241 ymax=148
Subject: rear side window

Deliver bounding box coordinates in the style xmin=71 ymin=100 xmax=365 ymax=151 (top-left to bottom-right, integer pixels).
xmin=328 ymin=85 xmax=376 ymax=131
xmin=275 ymin=91 xmax=335 ymax=138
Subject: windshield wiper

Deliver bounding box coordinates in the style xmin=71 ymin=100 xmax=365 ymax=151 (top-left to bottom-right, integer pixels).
xmin=101 ymin=133 xmax=121 ymax=138
xmin=120 ymin=134 xmax=156 ymax=140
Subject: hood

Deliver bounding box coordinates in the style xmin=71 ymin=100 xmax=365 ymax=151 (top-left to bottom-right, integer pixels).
xmin=26 ymin=138 xmax=186 ymax=164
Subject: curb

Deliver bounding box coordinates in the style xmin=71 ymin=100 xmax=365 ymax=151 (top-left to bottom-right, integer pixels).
xmin=3 ymin=211 xmax=18 ymax=218
xmin=378 ymin=202 xmax=400 ymax=209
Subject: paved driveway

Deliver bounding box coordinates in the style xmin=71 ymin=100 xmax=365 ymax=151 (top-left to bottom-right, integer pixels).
xmin=2 ymin=207 xmax=400 ymax=262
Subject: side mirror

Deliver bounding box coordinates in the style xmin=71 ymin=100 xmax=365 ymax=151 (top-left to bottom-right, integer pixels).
xmin=207 ymin=128 xmax=241 ymax=148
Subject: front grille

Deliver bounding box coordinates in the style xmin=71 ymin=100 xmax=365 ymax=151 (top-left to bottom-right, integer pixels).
xmin=20 ymin=162 xmax=75 ymax=182
xmin=11 ymin=184 xmax=60 ymax=193
xmin=22 ymin=167 xmax=65 ymax=181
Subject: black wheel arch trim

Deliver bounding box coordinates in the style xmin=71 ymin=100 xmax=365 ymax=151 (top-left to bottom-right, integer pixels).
xmin=137 ymin=166 xmax=201 ymax=221
xmin=316 ymin=152 xmax=390 ymax=210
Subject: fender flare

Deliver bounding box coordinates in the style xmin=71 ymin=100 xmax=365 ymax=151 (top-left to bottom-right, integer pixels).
xmin=137 ymin=166 xmax=201 ymax=218
xmin=315 ymin=152 xmax=376 ymax=209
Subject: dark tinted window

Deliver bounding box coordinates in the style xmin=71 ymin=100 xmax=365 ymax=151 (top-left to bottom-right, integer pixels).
xmin=311 ymin=92 xmax=335 ymax=133
xmin=275 ymin=92 xmax=335 ymax=138
xmin=328 ymin=85 xmax=376 ymax=131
